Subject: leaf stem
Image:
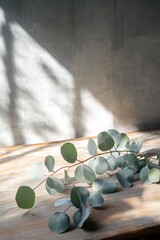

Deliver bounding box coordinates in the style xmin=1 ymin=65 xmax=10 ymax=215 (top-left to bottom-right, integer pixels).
xmin=63 ymin=205 xmax=72 ymax=213
xmin=106 ymin=171 xmax=116 ymax=179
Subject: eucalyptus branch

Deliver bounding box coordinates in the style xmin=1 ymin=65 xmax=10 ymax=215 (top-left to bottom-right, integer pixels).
xmin=15 ymin=129 xmax=160 ymax=235
xmin=33 ymin=149 xmax=137 ymax=191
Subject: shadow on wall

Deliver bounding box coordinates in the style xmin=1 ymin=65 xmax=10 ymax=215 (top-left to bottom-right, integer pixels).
xmin=0 ymin=11 xmax=58 ymax=145
xmin=0 ymin=0 xmax=160 ymax=146
xmin=2 ymin=13 xmax=25 ymax=144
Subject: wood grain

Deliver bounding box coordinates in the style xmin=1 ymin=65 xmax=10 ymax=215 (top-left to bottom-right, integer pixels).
xmin=0 ymin=130 xmax=160 ymax=240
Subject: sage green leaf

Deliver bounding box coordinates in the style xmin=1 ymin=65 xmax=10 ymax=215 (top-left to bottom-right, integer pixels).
xmin=54 ymin=198 xmax=72 ymax=207
xmin=124 ymin=154 xmax=139 ymax=173
xmin=73 ymin=207 xmax=91 ymax=227
xmin=88 ymin=158 xmax=97 ymax=172
xmin=89 ymin=157 xmax=109 ymax=175
xmin=16 ymin=186 xmax=35 ymax=209
xmin=45 ymin=184 xmax=59 ymax=196
xmin=73 ymin=209 xmax=81 ymax=226
xmin=87 ymin=138 xmax=97 ymax=155
xmin=95 ymin=157 xmax=109 ymax=175
xmin=125 ymin=165 xmax=138 ymax=173
xmin=116 ymin=169 xmax=134 ymax=187
xmin=97 ymin=131 xmax=114 ymax=151
xmin=30 ymin=162 xmax=46 ymax=180
xmin=148 ymin=168 xmax=160 ymax=183
xmin=70 ymin=187 xmax=90 ymax=208
xmin=92 ymin=178 xmax=116 ymax=194
xmin=117 ymin=133 xmax=130 ymax=149
xmin=45 ymin=155 xmax=55 ymax=172
xmin=140 ymin=166 xmax=151 ymax=184
xmin=126 ymin=140 xmax=142 ymax=153
xmin=75 ymin=165 xmax=96 ymax=184
xmin=138 ymin=158 xmax=146 ymax=171
xmin=61 ymin=142 xmax=77 ymax=163
xmin=107 ymin=156 xmax=118 ymax=171
xmin=46 ymin=177 xmax=65 ymax=195
xmin=48 ymin=212 xmax=70 ymax=234
xmin=107 ymin=129 xmax=121 ymax=147
xmin=116 ymin=155 xmax=125 ymax=168
xmin=88 ymin=193 xmax=104 ymax=208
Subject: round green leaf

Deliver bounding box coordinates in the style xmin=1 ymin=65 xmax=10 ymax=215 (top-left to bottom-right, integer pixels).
xmin=46 ymin=177 xmax=65 ymax=195
xmin=45 ymin=155 xmax=55 ymax=172
xmin=97 ymin=131 xmax=114 ymax=151
xmin=75 ymin=165 xmax=96 ymax=184
xmin=140 ymin=166 xmax=151 ymax=184
xmin=124 ymin=154 xmax=139 ymax=173
xmin=88 ymin=158 xmax=97 ymax=172
xmin=87 ymin=138 xmax=97 ymax=155
xmin=30 ymin=162 xmax=46 ymax=180
xmin=107 ymin=156 xmax=118 ymax=171
xmin=16 ymin=186 xmax=35 ymax=209
xmin=48 ymin=212 xmax=70 ymax=234
xmin=95 ymin=157 xmax=109 ymax=175
xmin=107 ymin=129 xmax=121 ymax=147
xmin=88 ymin=193 xmax=104 ymax=208
xmin=61 ymin=143 xmax=77 ymax=163
xmin=92 ymin=178 xmax=116 ymax=194
xmin=148 ymin=168 xmax=160 ymax=183
xmin=116 ymin=169 xmax=134 ymax=187
xmin=89 ymin=157 xmax=109 ymax=175
xmin=73 ymin=209 xmax=81 ymax=226
xmin=138 ymin=158 xmax=146 ymax=171
xmin=73 ymin=207 xmax=91 ymax=227
xmin=45 ymin=183 xmax=60 ymax=196
xmin=116 ymin=155 xmax=125 ymax=168
xmin=70 ymin=187 xmax=90 ymax=208
xmin=126 ymin=140 xmax=142 ymax=153
xmin=117 ymin=133 xmax=130 ymax=149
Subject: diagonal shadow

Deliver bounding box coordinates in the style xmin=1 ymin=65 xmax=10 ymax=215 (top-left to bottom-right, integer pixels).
xmin=0 ymin=0 xmax=160 ymax=147
xmin=2 ymin=14 xmax=25 ymax=145
xmin=0 ymin=141 xmax=62 ymax=164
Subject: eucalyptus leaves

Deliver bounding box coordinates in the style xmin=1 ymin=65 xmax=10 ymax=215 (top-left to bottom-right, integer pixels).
xmin=15 ymin=129 xmax=160 ymax=234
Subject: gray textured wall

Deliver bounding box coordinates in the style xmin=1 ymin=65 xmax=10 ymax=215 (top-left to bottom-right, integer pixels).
xmin=0 ymin=0 xmax=160 ymax=146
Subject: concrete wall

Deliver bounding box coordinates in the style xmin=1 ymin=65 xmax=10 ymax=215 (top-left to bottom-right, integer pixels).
xmin=0 ymin=0 xmax=160 ymax=146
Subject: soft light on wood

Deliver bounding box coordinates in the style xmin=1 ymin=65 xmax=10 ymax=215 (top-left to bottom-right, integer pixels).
xmin=0 ymin=130 xmax=160 ymax=239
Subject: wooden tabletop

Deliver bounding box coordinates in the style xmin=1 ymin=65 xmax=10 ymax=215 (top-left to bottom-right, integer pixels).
xmin=1 ymin=130 xmax=160 ymax=240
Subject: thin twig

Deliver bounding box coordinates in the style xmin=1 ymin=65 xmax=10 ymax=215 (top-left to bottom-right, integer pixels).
xmin=33 ymin=149 xmax=137 ymax=191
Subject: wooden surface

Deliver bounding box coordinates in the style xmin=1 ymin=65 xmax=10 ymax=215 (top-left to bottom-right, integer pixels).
xmin=1 ymin=130 xmax=160 ymax=240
